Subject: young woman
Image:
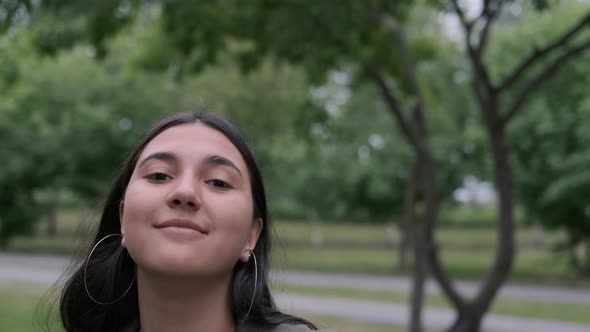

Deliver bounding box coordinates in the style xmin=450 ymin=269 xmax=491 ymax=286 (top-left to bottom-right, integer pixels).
xmin=58 ymin=112 xmax=321 ymax=331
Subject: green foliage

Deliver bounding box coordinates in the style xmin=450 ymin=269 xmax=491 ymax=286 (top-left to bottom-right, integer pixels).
xmin=31 ymin=15 xmax=85 ymax=56
xmin=4 ymin=2 xmax=587 ymax=264
xmin=530 ymin=0 xmax=560 ymax=11
xmin=126 ymin=1 xmax=465 ymax=222
xmin=9 ymin=1 xmax=416 ymax=82
xmin=178 ymin=52 xmax=413 ymax=222
xmin=0 ymin=0 xmax=32 ymax=33
xmin=0 ymin=52 xmax=19 ymax=88
xmin=0 ymin=24 xmax=184 ymax=244
xmin=34 ymin=0 xmax=139 ymax=58
xmin=2 ymin=9 xmax=435 ymax=248
xmin=1 ymin=0 xmax=488 ymax=226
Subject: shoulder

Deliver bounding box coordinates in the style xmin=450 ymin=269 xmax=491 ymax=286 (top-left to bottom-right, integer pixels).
xmin=272 ymin=324 xmax=333 ymax=332
xmin=238 ymin=322 xmax=332 ymax=332
xmin=270 ymin=324 xmax=314 ymax=332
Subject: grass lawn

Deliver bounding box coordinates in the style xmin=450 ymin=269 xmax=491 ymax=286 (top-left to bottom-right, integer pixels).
xmin=277 ymin=285 xmax=590 ymax=324
xmin=8 ymin=217 xmax=589 ymax=287
xmin=0 ymin=281 xmax=400 ymax=332
xmin=0 ymin=282 xmax=60 ymax=332
xmin=271 ymin=245 xmax=584 ymax=287
xmin=3 ymin=279 xmax=588 ymax=332
xmin=273 ymin=217 xmax=564 ymax=249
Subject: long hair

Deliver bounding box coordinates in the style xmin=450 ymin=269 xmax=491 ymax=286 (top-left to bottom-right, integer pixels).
xmin=59 ymin=112 xmax=316 ymax=331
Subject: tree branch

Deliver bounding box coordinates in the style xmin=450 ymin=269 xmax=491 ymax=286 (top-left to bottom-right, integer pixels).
xmin=364 ymin=64 xmax=419 ymax=150
xmin=379 ymin=13 xmax=467 ymax=312
xmin=0 ymin=1 xmax=22 ymax=33
xmin=451 ymin=0 xmax=495 ymax=100
xmin=498 ymin=11 xmax=590 ymax=92
xmin=501 ymin=37 xmax=590 ymax=126
xmin=382 ymin=17 xmax=431 ymax=151
xmin=476 ymin=0 xmax=505 ymax=56
xmin=389 ymin=21 xmax=424 ymax=110
xmin=450 ymin=0 xmax=474 ymax=33
xmin=314 ymin=7 xmax=422 ymax=150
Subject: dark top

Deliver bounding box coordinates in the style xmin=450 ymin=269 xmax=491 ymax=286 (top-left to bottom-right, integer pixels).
xmin=238 ymin=322 xmax=317 ymax=332
xmin=122 ymin=320 xmax=324 ymax=332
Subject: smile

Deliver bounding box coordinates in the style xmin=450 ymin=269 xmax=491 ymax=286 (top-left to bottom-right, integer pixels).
xmin=155 ymin=219 xmax=209 ymax=234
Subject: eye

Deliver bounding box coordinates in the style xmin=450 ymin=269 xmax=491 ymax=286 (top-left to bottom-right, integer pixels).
xmin=146 ymin=172 xmax=172 ymax=182
xmin=206 ymin=179 xmax=232 ymax=189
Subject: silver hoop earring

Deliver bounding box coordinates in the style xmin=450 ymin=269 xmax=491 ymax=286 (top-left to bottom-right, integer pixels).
xmin=84 ymin=233 xmax=136 ymax=305
xmin=242 ymin=250 xmax=258 ymax=321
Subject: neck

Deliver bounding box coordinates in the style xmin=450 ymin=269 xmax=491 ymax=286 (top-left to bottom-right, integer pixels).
xmin=136 ymin=269 xmax=235 ymax=332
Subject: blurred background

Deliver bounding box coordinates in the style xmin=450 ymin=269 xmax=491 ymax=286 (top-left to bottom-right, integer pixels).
xmin=1 ymin=1 xmax=590 ymax=331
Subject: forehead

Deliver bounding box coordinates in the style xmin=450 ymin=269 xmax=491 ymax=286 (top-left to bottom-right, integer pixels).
xmin=139 ymin=123 xmax=246 ymax=169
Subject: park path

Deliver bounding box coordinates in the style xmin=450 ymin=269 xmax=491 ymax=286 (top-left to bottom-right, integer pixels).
xmin=1 ymin=252 xmax=590 ymax=332
xmin=277 ymin=294 xmax=590 ymax=332
xmin=274 ymin=270 xmax=590 ymax=305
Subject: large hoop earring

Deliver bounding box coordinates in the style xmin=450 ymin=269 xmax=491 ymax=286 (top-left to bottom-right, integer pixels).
xmin=242 ymin=250 xmax=258 ymax=321
xmin=84 ymin=233 xmax=136 ymax=305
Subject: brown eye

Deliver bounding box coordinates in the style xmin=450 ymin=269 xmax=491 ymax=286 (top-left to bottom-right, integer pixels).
xmin=146 ymin=172 xmax=172 ymax=182
xmin=206 ymin=179 xmax=232 ymax=189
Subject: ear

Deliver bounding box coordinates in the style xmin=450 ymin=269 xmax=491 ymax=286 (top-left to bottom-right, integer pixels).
xmin=119 ymin=200 xmax=127 ymax=248
xmin=240 ymin=218 xmax=263 ymax=262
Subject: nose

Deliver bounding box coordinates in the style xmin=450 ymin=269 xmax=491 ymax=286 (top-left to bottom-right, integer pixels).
xmin=167 ymin=177 xmax=201 ymax=210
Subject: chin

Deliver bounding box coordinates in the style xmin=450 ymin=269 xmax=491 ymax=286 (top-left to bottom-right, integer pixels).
xmin=139 ymin=252 xmax=222 ymax=279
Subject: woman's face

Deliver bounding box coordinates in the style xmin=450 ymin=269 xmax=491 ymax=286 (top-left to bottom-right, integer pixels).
xmin=120 ymin=123 xmax=262 ymax=278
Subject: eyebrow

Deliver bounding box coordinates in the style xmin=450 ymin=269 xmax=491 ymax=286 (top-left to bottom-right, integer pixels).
xmin=137 ymin=152 xmax=243 ymax=177
xmin=206 ymin=155 xmax=243 ymax=177
xmin=138 ymin=152 xmax=177 ymax=168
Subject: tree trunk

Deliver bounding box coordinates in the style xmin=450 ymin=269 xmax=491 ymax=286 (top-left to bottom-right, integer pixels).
xmin=398 ymin=222 xmax=410 ymax=270
xmin=400 ymin=163 xmax=418 ymax=271
xmin=404 ymin=136 xmax=440 ymax=332
xmin=478 ymin=117 xmax=517 ymax=298
xmin=410 ymin=222 xmax=426 ymax=332
xmin=365 ymin=50 xmax=440 ymax=332
xmin=449 ymin=107 xmax=517 ymax=332
xmin=448 ymin=309 xmax=484 ymax=332
xmin=405 ymin=161 xmax=424 ymax=332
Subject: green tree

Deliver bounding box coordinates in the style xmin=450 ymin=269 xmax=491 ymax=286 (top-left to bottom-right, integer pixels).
xmin=447 ymin=0 xmax=590 ymax=330
xmin=1 ymin=2 xmax=463 ymax=331
xmin=157 ymin=3 xmax=466 ymax=331
xmin=0 ymin=34 xmax=51 ymax=245
xmin=496 ymin=5 xmax=590 ymax=274
xmin=6 ymin=1 xmax=590 ymax=331
xmin=0 ymin=27 xmax=183 ymax=243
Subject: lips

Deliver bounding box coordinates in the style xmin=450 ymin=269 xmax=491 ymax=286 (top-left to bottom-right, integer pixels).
xmin=155 ymin=219 xmax=208 ymax=234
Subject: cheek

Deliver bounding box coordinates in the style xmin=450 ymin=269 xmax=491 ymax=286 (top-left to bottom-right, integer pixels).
xmin=122 ymin=183 xmax=157 ymax=221
xmin=209 ymin=195 xmax=254 ymax=245
xmin=120 ymin=184 xmax=158 ymax=250
xmin=214 ymin=196 xmax=253 ymax=227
